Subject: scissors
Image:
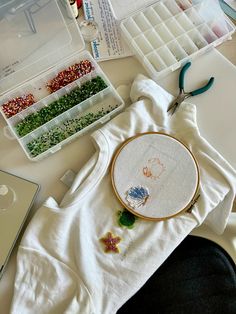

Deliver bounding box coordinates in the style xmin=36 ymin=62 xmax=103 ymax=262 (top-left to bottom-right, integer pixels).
xmin=167 ymin=62 xmax=214 ymax=115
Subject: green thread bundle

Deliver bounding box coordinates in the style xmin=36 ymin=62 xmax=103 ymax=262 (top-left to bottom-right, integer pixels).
xmin=16 ymin=76 xmax=107 ymax=137
xmin=118 ymin=209 xmax=137 ymax=229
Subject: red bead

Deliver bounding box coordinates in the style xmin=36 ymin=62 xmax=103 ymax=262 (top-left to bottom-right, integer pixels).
xmin=2 ymin=94 xmax=35 ymax=118
xmin=46 ymin=60 xmax=94 ymax=93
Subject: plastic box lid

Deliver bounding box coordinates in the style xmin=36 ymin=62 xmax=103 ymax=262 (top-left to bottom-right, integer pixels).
xmin=0 ymin=0 xmax=85 ymax=95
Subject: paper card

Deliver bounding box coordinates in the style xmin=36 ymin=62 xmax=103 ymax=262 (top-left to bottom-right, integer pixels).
xmin=83 ymin=0 xmax=133 ymax=61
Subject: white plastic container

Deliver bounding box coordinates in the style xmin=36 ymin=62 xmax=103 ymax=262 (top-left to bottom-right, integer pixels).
xmin=108 ymin=0 xmax=235 ymax=80
xmin=0 ymin=0 xmax=124 ymax=161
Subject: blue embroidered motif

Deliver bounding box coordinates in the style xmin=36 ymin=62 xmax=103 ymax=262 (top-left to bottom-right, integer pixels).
xmin=126 ymin=186 xmax=149 ymax=209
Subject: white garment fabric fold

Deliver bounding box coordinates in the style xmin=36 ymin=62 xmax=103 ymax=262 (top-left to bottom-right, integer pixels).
xmin=11 ymin=74 xmax=236 ymax=314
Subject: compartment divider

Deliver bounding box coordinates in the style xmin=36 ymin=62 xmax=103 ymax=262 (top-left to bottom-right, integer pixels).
xmin=122 ymin=18 xmax=142 ymax=37
xmin=144 ymin=29 xmax=165 ymax=49
xmin=208 ymin=19 xmax=230 ymax=38
xmin=145 ymin=52 xmax=167 ymax=72
xmin=185 ymin=6 xmax=204 ymax=26
xmin=144 ymin=7 xmax=162 ymax=26
xmin=187 ymin=29 xmax=208 ymax=49
xmin=165 ymin=17 xmax=185 ymax=37
xmin=176 ymin=12 xmax=194 ymax=31
xmin=164 ymin=0 xmax=182 ymax=15
xmin=197 ymin=24 xmax=218 ymax=43
xmin=177 ymin=34 xmax=198 ymax=55
xmin=176 ymin=0 xmax=192 ymax=11
xmin=154 ymin=24 xmax=174 ymax=43
xmin=156 ymin=46 xmax=177 ymax=66
xmin=134 ymin=34 xmax=154 ymax=55
xmin=153 ymin=2 xmax=173 ymax=20
xmin=167 ymin=40 xmax=188 ymax=61
xmin=133 ymin=12 xmax=152 ymax=32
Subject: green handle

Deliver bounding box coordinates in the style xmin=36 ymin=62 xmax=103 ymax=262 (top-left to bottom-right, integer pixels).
xmin=179 ymin=62 xmax=191 ymax=90
xmin=190 ymin=77 xmax=215 ymax=96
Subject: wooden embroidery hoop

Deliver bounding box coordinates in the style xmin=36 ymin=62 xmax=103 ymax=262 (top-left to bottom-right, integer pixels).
xmin=110 ymin=132 xmax=200 ymax=221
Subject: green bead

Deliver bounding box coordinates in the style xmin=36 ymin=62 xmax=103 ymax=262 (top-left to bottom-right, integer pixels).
xmin=27 ymin=102 xmax=116 ymax=157
xmin=17 ymin=76 xmax=107 ymax=137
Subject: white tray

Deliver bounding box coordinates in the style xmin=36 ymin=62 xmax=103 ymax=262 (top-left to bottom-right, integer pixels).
xmin=110 ymin=0 xmax=236 ymax=80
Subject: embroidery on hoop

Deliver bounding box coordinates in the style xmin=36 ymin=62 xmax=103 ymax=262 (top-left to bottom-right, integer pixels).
xmin=126 ymin=186 xmax=149 ymax=209
xmin=143 ymin=157 xmax=166 ymax=180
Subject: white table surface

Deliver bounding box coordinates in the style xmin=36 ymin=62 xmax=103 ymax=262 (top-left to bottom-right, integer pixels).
xmin=0 ymin=44 xmax=236 ymax=313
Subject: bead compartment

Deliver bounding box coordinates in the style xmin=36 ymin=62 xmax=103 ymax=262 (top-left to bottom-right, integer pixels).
xmin=14 ymin=76 xmax=108 ymax=137
xmin=20 ymin=86 xmax=122 ymax=159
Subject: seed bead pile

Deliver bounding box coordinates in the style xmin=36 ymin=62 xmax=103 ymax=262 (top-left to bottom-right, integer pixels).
xmin=2 ymin=94 xmax=35 ymax=118
xmin=46 ymin=60 xmax=94 ymax=93
xmin=27 ymin=104 xmax=118 ymax=157
xmin=16 ymin=76 xmax=107 ymax=137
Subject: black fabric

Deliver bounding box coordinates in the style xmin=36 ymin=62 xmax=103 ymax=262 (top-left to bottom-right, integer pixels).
xmin=117 ymin=236 xmax=236 ymax=314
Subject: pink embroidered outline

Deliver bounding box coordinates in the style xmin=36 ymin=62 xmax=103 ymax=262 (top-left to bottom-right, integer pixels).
xmin=143 ymin=157 xmax=166 ymax=180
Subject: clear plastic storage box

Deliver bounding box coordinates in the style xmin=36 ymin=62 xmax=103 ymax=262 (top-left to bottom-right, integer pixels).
xmin=108 ymin=0 xmax=235 ymax=80
xmin=0 ymin=0 xmax=124 ymax=161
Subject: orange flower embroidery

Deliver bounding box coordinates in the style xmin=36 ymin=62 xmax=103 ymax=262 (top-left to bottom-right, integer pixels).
xmin=143 ymin=157 xmax=166 ymax=180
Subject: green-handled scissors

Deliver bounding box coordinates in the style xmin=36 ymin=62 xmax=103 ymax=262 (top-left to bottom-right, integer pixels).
xmin=167 ymin=62 xmax=214 ymax=115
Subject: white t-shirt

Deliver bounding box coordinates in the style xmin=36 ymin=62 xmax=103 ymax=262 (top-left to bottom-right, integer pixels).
xmin=11 ymin=75 xmax=236 ymax=314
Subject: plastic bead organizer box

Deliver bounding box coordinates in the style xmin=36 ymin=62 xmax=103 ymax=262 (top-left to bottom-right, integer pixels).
xmin=0 ymin=0 xmax=124 ymax=161
xmin=108 ymin=0 xmax=235 ymax=80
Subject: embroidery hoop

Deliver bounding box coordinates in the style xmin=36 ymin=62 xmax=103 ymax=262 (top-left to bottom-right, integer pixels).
xmin=111 ymin=132 xmax=200 ymax=221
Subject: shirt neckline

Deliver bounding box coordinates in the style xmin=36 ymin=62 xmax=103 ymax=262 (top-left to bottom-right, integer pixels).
xmin=61 ymin=130 xmax=110 ymax=207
